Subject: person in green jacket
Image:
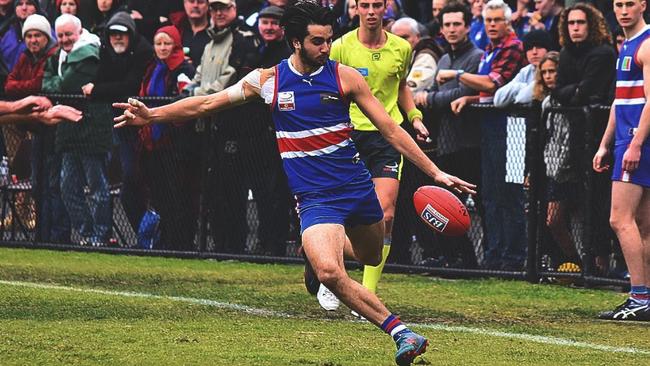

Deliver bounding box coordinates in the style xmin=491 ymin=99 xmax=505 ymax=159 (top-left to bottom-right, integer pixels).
xmin=42 ymin=13 xmax=111 ymax=246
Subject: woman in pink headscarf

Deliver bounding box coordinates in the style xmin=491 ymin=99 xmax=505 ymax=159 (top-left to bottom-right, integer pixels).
xmin=136 ymin=24 xmax=195 ymax=251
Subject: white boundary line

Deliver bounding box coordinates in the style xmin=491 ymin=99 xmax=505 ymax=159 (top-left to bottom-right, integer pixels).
xmin=1 ymin=279 xmax=649 ymax=356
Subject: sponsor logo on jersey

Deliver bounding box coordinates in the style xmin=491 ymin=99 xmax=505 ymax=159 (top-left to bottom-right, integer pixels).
xmin=278 ymin=91 xmax=295 ymax=111
xmin=357 ymin=67 xmax=369 ymax=77
xmin=420 ymin=204 xmax=449 ymax=232
xmin=622 ymin=56 xmax=632 ymax=71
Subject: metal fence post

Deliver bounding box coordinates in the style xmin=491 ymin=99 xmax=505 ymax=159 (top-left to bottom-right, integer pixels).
xmin=581 ymin=106 xmax=595 ymax=286
xmin=526 ymin=105 xmax=544 ymax=283
xmin=197 ymin=117 xmax=210 ymax=253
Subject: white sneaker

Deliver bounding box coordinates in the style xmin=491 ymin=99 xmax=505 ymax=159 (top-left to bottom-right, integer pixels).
xmin=317 ymin=284 xmax=340 ymax=311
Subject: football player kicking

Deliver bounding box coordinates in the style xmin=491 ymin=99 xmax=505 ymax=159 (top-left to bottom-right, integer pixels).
xmin=114 ymin=2 xmax=475 ymax=364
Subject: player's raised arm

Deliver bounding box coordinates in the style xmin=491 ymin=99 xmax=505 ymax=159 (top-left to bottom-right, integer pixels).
xmin=113 ymin=69 xmax=267 ymax=127
xmin=341 ymin=65 xmax=476 ymax=194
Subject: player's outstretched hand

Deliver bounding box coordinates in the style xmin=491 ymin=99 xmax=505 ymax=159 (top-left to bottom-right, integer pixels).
xmin=434 ymin=171 xmax=477 ymax=195
xmin=592 ymin=146 xmax=610 ymax=173
xmin=40 ymin=105 xmax=83 ymax=124
xmin=412 ymin=118 xmax=430 ymax=142
xmin=113 ymin=98 xmax=151 ymax=127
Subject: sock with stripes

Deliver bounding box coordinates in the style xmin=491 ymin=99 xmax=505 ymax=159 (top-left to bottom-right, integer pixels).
xmin=630 ymin=285 xmax=649 ymax=305
xmin=381 ymin=314 xmax=412 ymax=342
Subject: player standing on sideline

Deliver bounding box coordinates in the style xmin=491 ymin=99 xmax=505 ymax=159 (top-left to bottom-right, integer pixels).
xmin=593 ymin=0 xmax=650 ymax=321
xmin=114 ymin=2 xmax=475 ymax=363
xmin=316 ymin=0 xmax=430 ymax=311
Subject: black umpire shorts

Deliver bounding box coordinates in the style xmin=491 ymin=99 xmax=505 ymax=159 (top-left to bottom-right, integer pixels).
xmin=351 ymin=130 xmax=403 ymax=180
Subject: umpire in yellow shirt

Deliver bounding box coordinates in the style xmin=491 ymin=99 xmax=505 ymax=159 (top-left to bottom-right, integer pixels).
xmin=318 ymin=0 xmax=429 ymax=311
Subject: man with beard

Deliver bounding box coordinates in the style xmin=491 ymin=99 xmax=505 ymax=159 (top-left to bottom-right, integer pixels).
xmin=114 ymin=3 xmax=475 ymax=364
xmin=81 ymin=10 xmax=153 ymax=235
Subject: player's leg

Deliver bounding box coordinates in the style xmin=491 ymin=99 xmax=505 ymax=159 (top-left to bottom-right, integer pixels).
xmin=303 ymin=222 xmax=428 ymax=365
xmin=610 ymin=182 xmax=645 ymax=284
xmin=362 ymin=176 xmax=400 ymax=293
xmin=302 ymin=223 xmax=387 ymax=321
xmin=599 ymin=181 xmax=649 ymax=320
xmin=635 ymin=188 xmax=650 ymax=292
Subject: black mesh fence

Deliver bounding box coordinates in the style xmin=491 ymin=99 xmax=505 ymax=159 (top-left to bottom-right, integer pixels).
xmin=0 ymin=94 xmax=629 ymax=288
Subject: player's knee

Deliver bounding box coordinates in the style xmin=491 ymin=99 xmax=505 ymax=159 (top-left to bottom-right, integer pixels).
xmin=609 ymin=214 xmax=631 ymax=233
xmin=383 ymin=212 xmax=395 ymax=227
xmin=316 ymin=265 xmax=345 ymax=288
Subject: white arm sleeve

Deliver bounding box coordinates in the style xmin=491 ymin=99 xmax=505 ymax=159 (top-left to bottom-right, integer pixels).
xmin=260 ymin=76 xmax=275 ymax=104
xmin=226 ymin=68 xmax=263 ymax=103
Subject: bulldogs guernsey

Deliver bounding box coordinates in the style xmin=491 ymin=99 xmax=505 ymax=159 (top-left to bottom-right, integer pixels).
xmin=270 ymin=59 xmax=369 ymax=194
xmin=613 ymin=25 xmax=650 ymax=185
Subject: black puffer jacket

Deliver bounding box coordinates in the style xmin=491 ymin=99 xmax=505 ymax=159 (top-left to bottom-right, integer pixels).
xmin=91 ymin=11 xmax=153 ymax=101
xmin=552 ymin=42 xmax=616 ymax=106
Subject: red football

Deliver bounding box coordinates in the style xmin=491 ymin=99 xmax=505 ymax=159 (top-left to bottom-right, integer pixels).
xmin=413 ymin=186 xmax=470 ymax=236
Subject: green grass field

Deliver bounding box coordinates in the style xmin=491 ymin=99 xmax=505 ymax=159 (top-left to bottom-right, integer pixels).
xmin=1 ymin=247 xmax=649 ymax=365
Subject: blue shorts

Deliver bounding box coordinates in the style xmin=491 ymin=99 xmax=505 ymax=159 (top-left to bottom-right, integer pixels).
xmin=612 ymin=144 xmax=650 ymax=188
xmin=296 ymin=172 xmax=384 ymax=233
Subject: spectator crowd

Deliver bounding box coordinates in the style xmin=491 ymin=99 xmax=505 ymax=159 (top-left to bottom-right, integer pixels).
xmin=0 ymin=0 xmax=637 ymax=277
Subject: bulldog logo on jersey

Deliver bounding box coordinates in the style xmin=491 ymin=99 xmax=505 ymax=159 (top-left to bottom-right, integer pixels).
xmin=278 ymin=91 xmax=295 ymax=111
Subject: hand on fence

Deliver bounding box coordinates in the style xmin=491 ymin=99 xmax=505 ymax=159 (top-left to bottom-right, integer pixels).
xmin=592 ymin=146 xmax=610 ymax=172
xmin=622 ymin=144 xmax=641 ymax=172
xmin=436 ymin=69 xmax=457 ymax=85
xmin=412 ymin=118 xmax=429 ymax=142
xmin=450 ymin=96 xmax=468 ymax=115
xmin=434 ymin=171 xmax=477 ymax=195
xmin=113 ymin=98 xmax=151 ymax=127
xmin=81 ymin=83 xmax=94 ymax=96
xmin=413 ymin=91 xmax=428 ymax=107
xmin=14 ymin=96 xmax=52 ymax=113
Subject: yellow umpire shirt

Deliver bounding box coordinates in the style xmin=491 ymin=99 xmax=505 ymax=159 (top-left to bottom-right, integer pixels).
xmin=330 ymin=29 xmax=412 ymax=131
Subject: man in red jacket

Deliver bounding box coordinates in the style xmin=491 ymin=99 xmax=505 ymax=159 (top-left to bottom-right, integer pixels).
xmin=5 ymin=13 xmax=74 ymax=244
xmin=5 ymin=14 xmax=57 ymax=97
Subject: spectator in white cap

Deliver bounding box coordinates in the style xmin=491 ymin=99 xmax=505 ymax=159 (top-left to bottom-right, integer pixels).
xmin=6 ymin=13 xmax=72 ymax=244
xmin=43 ymin=12 xmax=111 ymax=247
xmin=6 ymin=13 xmax=55 ymax=96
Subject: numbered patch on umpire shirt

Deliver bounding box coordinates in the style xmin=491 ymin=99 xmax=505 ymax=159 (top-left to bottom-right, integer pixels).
xmin=278 ymin=91 xmax=295 ymax=111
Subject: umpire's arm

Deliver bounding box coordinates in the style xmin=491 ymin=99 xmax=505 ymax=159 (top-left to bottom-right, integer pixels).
xmin=341 ymin=65 xmax=476 ymax=194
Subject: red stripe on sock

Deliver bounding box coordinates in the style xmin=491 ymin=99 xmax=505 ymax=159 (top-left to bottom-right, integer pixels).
xmin=385 ymin=318 xmax=401 ymax=332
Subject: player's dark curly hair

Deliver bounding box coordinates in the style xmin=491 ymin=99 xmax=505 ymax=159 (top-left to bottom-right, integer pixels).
xmin=281 ymin=0 xmax=337 ymax=51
